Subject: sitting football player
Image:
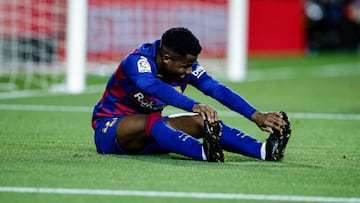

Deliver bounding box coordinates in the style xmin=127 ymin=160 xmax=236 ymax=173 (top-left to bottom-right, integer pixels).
xmin=91 ymin=27 xmax=291 ymax=162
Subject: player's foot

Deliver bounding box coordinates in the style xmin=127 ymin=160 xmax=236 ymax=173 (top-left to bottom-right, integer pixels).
xmin=203 ymin=120 xmax=225 ymax=162
xmin=265 ymin=111 xmax=292 ymax=161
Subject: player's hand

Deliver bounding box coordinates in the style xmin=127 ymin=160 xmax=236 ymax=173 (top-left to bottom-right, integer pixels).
xmin=250 ymin=111 xmax=286 ymax=134
xmin=192 ymin=104 xmax=218 ymax=123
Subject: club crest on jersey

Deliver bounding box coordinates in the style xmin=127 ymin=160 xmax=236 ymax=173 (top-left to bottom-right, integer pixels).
xmin=192 ymin=65 xmax=206 ymax=78
xmin=137 ymin=57 xmax=152 ymax=73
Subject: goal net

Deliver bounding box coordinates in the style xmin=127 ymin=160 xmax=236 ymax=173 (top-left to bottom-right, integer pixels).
xmin=85 ymin=0 xmax=230 ymax=81
xmin=0 ymin=0 xmax=240 ymax=93
xmin=0 ymin=0 xmax=66 ymax=91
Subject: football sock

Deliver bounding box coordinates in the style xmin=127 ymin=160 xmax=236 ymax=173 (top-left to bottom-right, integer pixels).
xmin=260 ymin=142 xmax=266 ymax=160
xmin=147 ymin=114 xmax=205 ymax=161
xmin=219 ymin=121 xmax=262 ymax=159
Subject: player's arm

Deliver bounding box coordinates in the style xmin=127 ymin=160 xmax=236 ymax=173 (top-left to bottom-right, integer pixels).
xmin=190 ymin=65 xmax=257 ymax=120
xmin=121 ymin=56 xmax=198 ymax=112
xmin=135 ymin=73 xmax=199 ymax=112
xmin=190 ymin=65 xmax=286 ymax=132
xmin=135 ymin=75 xmax=218 ymax=121
xmin=137 ymin=76 xmax=218 ymax=121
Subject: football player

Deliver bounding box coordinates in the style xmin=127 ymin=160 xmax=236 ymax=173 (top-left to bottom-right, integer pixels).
xmin=92 ymin=27 xmax=291 ymax=162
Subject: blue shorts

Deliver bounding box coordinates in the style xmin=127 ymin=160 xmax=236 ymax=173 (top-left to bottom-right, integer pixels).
xmin=93 ymin=116 xmax=168 ymax=155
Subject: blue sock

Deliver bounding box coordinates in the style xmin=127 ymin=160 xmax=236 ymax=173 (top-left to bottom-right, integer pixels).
xmin=219 ymin=121 xmax=263 ymax=159
xmin=150 ymin=119 xmax=205 ymax=161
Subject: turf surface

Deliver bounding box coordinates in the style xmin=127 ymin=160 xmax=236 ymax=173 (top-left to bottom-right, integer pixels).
xmin=0 ymin=54 xmax=359 ymax=202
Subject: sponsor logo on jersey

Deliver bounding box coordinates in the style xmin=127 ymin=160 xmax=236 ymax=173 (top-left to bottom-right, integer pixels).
xmin=137 ymin=57 xmax=152 ymax=73
xmin=133 ymin=92 xmax=165 ymax=111
xmin=192 ymin=65 xmax=206 ymax=78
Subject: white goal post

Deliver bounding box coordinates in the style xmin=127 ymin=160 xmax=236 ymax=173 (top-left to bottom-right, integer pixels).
xmin=66 ymin=0 xmax=87 ymax=94
xmin=227 ymin=0 xmax=248 ymax=82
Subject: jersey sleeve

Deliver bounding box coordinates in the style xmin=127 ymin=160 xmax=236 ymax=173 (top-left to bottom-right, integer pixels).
xmin=190 ymin=64 xmax=257 ymax=119
xmin=121 ymin=55 xmax=199 ymax=112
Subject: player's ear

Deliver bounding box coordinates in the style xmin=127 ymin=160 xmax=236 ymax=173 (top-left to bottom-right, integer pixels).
xmin=160 ymin=44 xmax=174 ymax=64
xmin=163 ymin=54 xmax=172 ymax=64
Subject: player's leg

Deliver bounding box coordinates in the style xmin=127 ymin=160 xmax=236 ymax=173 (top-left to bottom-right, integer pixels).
xmin=166 ymin=113 xmax=224 ymax=162
xmin=219 ymin=112 xmax=291 ymax=161
xmin=114 ymin=114 xmax=153 ymax=154
xmin=218 ymin=121 xmax=264 ymax=159
xmin=115 ymin=112 xmax=207 ymax=160
xmin=94 ymin=116 xmax=130 ymax=154
xmin=165 ymin=112 xmax=204 ymax=138
xmin=93 ymin=114 xmax=156 ymax=154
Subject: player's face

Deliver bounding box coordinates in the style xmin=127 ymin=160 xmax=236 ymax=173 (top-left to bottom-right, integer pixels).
xmin=163 ymin=54 xmax=196 ymax=80
xmin=158 ymin=47 xmax=197 ymax=81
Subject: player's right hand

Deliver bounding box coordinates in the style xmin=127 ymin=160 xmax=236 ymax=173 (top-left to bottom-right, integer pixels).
xmin=192 ymin=104 xmax=218 ymax=123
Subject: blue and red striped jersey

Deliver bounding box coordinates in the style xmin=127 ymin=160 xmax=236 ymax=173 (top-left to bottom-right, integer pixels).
xmin=92 ymin=40 xmax=257 ymax=129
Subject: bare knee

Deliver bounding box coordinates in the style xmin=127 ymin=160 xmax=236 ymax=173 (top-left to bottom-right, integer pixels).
xmin=116 ymin=114 xmax=153 ymax=154
xmin=166 ymin=113 xmax=204 ymax=138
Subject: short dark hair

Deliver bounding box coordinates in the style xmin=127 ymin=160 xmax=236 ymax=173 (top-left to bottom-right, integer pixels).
xmin=161 ymin=27 xmax=202 ymax=57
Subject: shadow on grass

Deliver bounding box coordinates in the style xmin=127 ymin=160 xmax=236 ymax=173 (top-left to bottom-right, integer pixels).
xmin=106 ymin=151 xmax=324 ymax=172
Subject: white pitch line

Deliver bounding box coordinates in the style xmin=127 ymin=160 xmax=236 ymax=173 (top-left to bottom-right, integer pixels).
xmin=0 ymin=104 xmax=360 ymax=120
xmin=207 ymin=110 xmax=360 ymax=120
xmin=0 ymin=187 xmax=359 ymax=203
xmin=0 ymin=84 xmax=105 ymax=99
xmin=245 ymin=62 xmax=360 ymax=81
xmin=0 ymin=89 xmax=53 ymax=99
xmin=0 ymin=104 xmax=92 ymax=112
xmin=289 ymin=112 xmax=360 ymax=120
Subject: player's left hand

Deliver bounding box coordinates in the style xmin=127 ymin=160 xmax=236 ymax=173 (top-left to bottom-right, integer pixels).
xmin=250 ymin=111 xmax=287 ymax=134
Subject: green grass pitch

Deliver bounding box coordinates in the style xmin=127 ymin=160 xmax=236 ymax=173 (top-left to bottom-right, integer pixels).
xmin=0 ymin=53 xmax=359 ymax=202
